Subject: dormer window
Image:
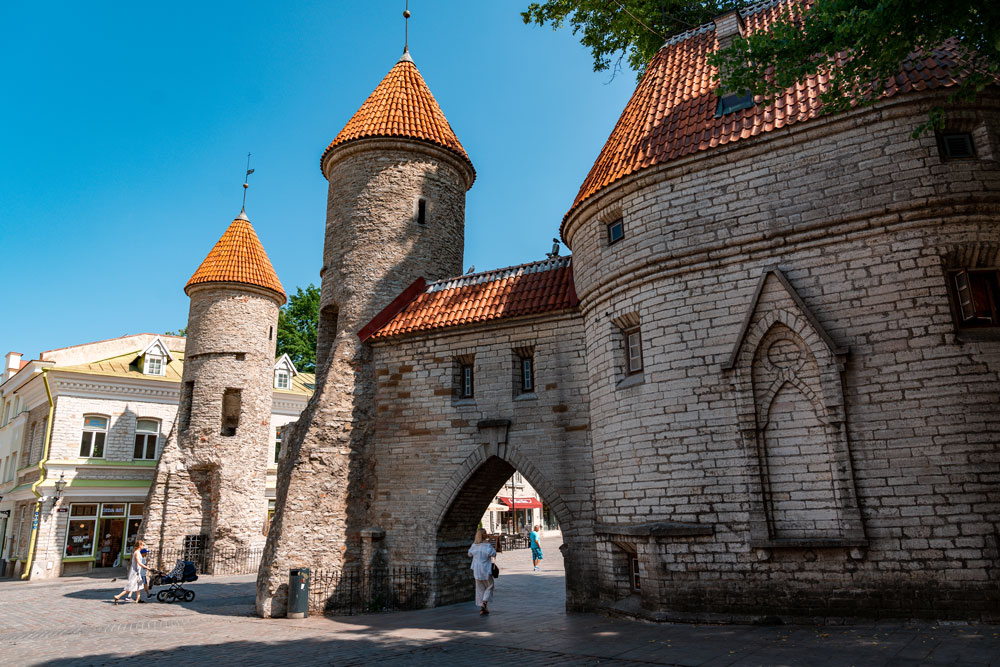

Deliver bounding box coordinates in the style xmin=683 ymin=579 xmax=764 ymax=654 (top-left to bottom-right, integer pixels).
xmin=716 ymin=91 xmax=754 ymax=116
xmin=145 ymin=355 xmax=164 ymax=376
xmin=275 ymin=370 xmax=290 ymax=389
xmin=139 ymin=337 xmax=173 ymax=376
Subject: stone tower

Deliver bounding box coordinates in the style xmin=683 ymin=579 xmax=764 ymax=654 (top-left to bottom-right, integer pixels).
xmin=256 ymin=49 xmax=475 ymax=617
xmin=143 ymin=209 xmax=286 ymax=565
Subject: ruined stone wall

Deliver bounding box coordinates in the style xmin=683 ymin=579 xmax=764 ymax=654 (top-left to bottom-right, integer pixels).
xmin=368 ymin=311 xmax=596 ymax=609
xmin=564 ymin=94 xmax=1000 ymax=621
xmin=143 ymin=285 xmax=279 ymax=560
xmin=256 ymin=139 xmax=474 ymax=617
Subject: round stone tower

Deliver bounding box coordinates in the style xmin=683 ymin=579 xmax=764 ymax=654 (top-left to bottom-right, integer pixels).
xmin=256 ymin=48 xmax=475 ymax=617
xmin=143 ymin=209 xmax=286 ymax=562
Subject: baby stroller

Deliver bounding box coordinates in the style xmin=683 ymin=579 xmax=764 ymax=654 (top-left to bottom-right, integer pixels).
xmin=152 ymin=559 xmax=198 ymax=603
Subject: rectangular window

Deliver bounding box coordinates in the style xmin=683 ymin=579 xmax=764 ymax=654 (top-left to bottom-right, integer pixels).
xmin=520 ymin=356 xmax=534 ymax=393
xmin=716 ymin=91 xmax=754 ymax=116
xmin=65 ymin=504 xmax=98 ymax=558
xmin=417 ymin=198 xmax=427 ymax=225
xmin=625 ymin=328 xmax=643 ymax=375
xmin=273 ymin=425 xmax=283 ymax=464
xmin=275 ymin=370 xmax=290 ymax=389
xmin=461 ymin=365 xmax=474 ymax=398
xmin=221 ymin=388 xmax=241 ymax=436
xmin=180 ymin=381 xmax=194 ymax=431
xmin=607 ymin=218 xmax=624 ymax=245
xmin=145 ymin=355 xmax=163 ymax=376
xmin=630 ymin=554 xmax=641 ymax=591
xmin=80 ymin=416 xmax=108 ymax=458
xmin=133 ymin=419 xmax=159 ymax=460
xmin=952 ymin=269 xmax=1000 ymax=327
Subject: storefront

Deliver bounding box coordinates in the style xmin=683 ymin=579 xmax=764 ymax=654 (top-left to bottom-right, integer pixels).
xmin=498 ymin=496 xmax=543 ymax=534
xmin=63 ymin=501 xmax=144 ymax=571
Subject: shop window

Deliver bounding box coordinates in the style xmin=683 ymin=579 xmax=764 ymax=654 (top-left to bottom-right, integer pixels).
xmin=125 ymin=503 xmax=144 ymax=554
xmin=65 ymin=504 xmax=98 ymax=557
xmin=951 ymin=269 xmax=1000 ymax=327
xmin=221 ymin=388 xmax=241 ymax=436
xmin=79 ymin=415 xmax=108 ymax=458
xmin=607 ymin=218 xmax=624 ymax=245
xmin=180 ymin=381 xmax=194 ymax=431
xmin=133 ymin=419 xmax=159 ymax=460
xmin=273 ymin=425 xmax=284 ymax=464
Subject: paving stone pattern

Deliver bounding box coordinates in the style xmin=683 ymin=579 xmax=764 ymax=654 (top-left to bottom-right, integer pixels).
xmin=2 ymin=549 xmax=998 ymax=666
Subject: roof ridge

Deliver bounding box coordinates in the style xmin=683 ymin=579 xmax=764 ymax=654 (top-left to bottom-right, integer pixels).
xmin=427 ymin=256 xmax=572 ymax=293
xmin=658 ymin=0 xmax=785 ymax=50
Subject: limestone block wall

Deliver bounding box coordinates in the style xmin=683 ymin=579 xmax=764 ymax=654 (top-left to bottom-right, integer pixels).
xmin=257 ymin=139 xmax=473 ymax=617
xmin=368 ymin=311 xmax=596 ymax=609
xmin=46 ymin=394 xmax=177 ymax=463
xmin=563 ymin=93 xmax=1000 ymax=620
xmin=143 ymin=285 xmax=279 ymax=560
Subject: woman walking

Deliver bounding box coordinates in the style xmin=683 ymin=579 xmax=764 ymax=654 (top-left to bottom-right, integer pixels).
xmin=113 ymin=539 xmax=151 ymax=604
xmin=468 ymin=528 xmax=497 ymax=616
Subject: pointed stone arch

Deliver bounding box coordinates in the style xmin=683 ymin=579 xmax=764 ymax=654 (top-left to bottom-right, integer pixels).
xmin=724 ymin=267 xmax=865 ymax=553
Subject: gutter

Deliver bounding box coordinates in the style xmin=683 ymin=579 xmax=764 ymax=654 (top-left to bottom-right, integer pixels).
xmin=20 ymin=369 xmax=55 ymax=579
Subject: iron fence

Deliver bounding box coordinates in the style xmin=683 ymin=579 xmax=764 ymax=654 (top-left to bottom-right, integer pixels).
xmin=498 ymin=534 xmax=530 ymax=551
xmin=308 ymin=566 xmax=430 ymax=615
xmin=149 ymin=546 xmax=264 ymax=576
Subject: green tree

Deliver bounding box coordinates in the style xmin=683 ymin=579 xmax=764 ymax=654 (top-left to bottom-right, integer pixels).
xmin=164 ymin=327 xmax=187 ymax=336
xmin=277 ymin=284 xmax=320 ymax=373
xmin=523 ymin=1 xmax=999 ymax=128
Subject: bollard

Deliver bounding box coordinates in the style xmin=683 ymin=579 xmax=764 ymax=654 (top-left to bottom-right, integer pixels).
xmin=288 ymin=568 xmax=310 ymax=618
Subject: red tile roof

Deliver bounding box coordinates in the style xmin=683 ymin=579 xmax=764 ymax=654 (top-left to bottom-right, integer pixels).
xmin=322 ymin=52 xmax=474 ymax=179
xmin=186 ymin=211 xmax=286 ymax=302
xmin=369 ymin=257 xmax=578 ymax=339
xmin=564 ymin=0 xmax=969 ymax=230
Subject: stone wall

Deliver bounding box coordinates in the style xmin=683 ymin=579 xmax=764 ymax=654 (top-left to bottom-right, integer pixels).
xmin=143 ymin=285 xmax=279 ymax=564
xmin=46 ymin=395 xmax=177 ymax=463
xmin=563 ymin=93 xmax=1000 ymax=621
xmin=257 ymin=138 xmax=474 ymax=617
xmin=368 ymin=311 xmax=596 ymax=609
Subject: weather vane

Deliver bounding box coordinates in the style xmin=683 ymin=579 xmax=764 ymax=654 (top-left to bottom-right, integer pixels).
xmin=403 ymin=1 xmax=410 ymax=52
xmin=242 ymin=152 xmax=255 ymax=211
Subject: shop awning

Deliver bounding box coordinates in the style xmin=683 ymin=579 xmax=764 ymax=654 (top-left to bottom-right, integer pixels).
xmin=498 ymin=496 xmax=543 ymax=509
xmin=485 ymin=503 xmax=509 ymax=512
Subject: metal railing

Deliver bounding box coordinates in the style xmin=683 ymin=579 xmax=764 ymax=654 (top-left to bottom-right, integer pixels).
xmin=149 ymin=546 xmax=264 ymax=576
xmin=308 ymin=566 xmax=430 ymax=615
xmin=497 ymin=534 xmax=530 ymax=551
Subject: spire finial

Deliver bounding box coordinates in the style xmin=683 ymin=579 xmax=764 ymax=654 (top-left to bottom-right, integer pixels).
xmin=241 ymin=152 xmax=255 ymax=213
xmin=403 ymin=1 xmax=410 ymax=53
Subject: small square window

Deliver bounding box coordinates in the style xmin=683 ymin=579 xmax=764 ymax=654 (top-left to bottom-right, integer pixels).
xmin=952 ymin=269 xmax=1000 ymax=327
xmin=939 ymin=132 xmax=975 ymax=160
xmin=607 ymin=218 xmax=624 ymax=245
xmin=625 ymin=328 xmax=643 ymax=375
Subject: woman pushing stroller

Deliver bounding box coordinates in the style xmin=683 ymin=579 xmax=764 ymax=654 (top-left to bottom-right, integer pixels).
xmin=113 ymin=539 xmax=152 ymax=604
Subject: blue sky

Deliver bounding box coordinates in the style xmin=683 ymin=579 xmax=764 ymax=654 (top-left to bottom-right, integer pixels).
xmin=0 ymin=1 xmax=637 ymax=359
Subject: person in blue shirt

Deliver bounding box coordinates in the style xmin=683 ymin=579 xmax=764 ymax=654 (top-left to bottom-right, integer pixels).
xmin=529 ymin=525 xmax=543 ymax=571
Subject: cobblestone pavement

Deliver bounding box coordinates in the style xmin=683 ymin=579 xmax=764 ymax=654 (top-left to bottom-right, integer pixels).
xmin=1 ymin=548 xmax=997 ymax=666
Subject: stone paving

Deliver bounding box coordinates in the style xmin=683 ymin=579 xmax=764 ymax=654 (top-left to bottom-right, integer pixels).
xmin=1 ymin=548 xmax=997 ymax=666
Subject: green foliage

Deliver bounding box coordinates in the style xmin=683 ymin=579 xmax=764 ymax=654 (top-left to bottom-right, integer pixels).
xmin=522 ymin=0 xmax=738 ymax=78
xmin=164 ymin=327 xmax=187 ymax=336
xmin=710 ymin=0 xmax=1000 ymax=134
xmin=524 ymin=0 xmax=999 ymax=129
xmin=277 ymin=284 xmax=320 ymax=373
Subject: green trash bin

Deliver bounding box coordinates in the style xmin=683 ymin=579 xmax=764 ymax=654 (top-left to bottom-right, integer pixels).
xmin=288 ymin=568 xmax=310 ymax=619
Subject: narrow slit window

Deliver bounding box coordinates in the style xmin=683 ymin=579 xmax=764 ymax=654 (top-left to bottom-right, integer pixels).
xmin=461 ymin=364 xmax=474 ymax=398
xmin=417 ymin=198 xmax=427 ymax=225
xmin=625 ymin=327 xmax=643 ymax=375
xmin=180 ymin=381 xmax=194 ymax=431
xmin=520 ymin=356 xmax=534 ymax=393
xmin=221 ymin=388 xmax=241 ymax=436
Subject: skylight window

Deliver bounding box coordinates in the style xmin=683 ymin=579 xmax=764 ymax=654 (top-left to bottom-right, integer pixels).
xmin=716 ymin=91 xmax=754 ymax=116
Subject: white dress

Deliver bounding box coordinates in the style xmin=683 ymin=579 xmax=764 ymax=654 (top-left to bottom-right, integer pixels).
xmin=468 ymin=542 xmax=497 ymax=606
xmin=125 ymin=552 xmax=145 ymax=592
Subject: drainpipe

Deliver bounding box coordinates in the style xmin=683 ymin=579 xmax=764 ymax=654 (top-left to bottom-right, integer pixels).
xmin=21 ymin=369 xmax=55 ymax=580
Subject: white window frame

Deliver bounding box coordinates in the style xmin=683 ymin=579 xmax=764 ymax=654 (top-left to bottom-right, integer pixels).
xmin=80 ymin=415 xmax=109 ymax=459
xmin=626 ymin=328 xmax=643 ymax=375
xmin=144 ymin=354 xmax=164 ymax=376
xmin=275 ymin=370 xmax=290 ymax=389
xmin=133 ymin=419 xmax=160 ymax=460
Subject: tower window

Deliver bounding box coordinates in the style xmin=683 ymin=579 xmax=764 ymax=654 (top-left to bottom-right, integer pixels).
xmin=951 ymin=269 xmax=1000 ymax=327
xmin=625 ymin=327 xmax=643 ymax=375
xmin=607 ymin=218 xmax=624 ymax=245
xmin=221 ymin=388 xmax=241 ymax=436
xmin=938 ymin=132 xmax=975 ymax=160
xmin=180 ymin=381 xmax=194 ymax=431
xmin=417 ymin=198 xmax=427 ymax=225
xmin=461 ymin=364 xmax=474 ymax=398
xmin=520 ymin=356 xmax=534 ymax=393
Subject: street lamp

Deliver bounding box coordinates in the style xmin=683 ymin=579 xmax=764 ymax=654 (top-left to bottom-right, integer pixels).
xmin=53 ymin=473 xmax=67 ymax=499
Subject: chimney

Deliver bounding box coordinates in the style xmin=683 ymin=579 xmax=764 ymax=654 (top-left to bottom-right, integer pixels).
xmin=5 ymin=352 xmax=23 ymax=381
xmin=712 ymin=9 xmax=753 ymax=114
xmin=713 ymin=10 xmax=745 ymax=51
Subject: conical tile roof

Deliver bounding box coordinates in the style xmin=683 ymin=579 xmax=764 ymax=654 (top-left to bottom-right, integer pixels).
xmin=185 ymin=210 xmax=286 ymax=302
xmin=321 ymin=51 xmax=474 ymax=178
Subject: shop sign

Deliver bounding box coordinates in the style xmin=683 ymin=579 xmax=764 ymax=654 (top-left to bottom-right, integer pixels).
xmin=57 ymin=508 xmax=68 ymax=513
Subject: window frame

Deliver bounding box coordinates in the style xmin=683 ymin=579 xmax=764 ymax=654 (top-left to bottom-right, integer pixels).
xmin=520 ymin=355 xmax=534 ymax=394
xmin=64 ymin=503 xmax=99 ymax=558
xmin=460 ymin=364 xmax=475 ymax=398
xmin=275 ymin=370 xmax=290 ymax=389
xmin=625 ymin=327 xmax=644 ymax=375
xmin=273 ymin=425 xmax=283 ymax=465
xmin=937 ymin=131 xmax=976 ymax=160
xmin=80 ymin=415 xmax=109 ymax=459
xmin=607 ymin=218 xmax=625 ymax=246
xmin=950 ymin=268 xmax=1000 ymax=328
xmin=133 ymin=418 xmax=160 ymax=460
xmin=144 ymin=354 xmax=165 ymax=376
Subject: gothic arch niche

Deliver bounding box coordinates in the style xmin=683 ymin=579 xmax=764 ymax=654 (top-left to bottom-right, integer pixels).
xmin=429 ymin=425 xmax=575 ymax=607
xmin=724 ymin=268 xmax=865 ymax=550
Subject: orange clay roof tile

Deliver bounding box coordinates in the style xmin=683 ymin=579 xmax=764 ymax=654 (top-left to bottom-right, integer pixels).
xmin=185 ymin=212 xmax=286 ymax=302
xmin=564 ymin=0 xmax=970 ymax=232
xmin=370 ymin=257 xmax=578 ymax=339
xmin=321 ymin=52 xmax=474 ymax=178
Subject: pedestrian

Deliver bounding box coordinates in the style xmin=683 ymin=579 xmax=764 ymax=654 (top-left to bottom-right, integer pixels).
xmin=468 ymin=528 xmax=497 ymax=616
xmin=530 ymin=524 xmax=543 ymax=571
xmin=113 ymin=539 xmax=151 ymax=604
xmin=100 ymin=534 xmax=112 ymax=567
